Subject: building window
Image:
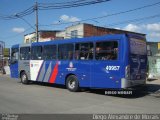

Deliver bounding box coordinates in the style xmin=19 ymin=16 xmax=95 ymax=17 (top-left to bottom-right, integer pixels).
xmin=26 ymin=39 xmax=30 ymax=43
xmin=43 ymin=45 xmax=57 ymax=60
xmin=31 ymin=46 xmax=42 ymax=60
xmin=31 ymin=37 xmax=36 ymax=43
xmin=71 ymin=30 xmax=78 ymax=38
xmin=20 ymin=47 xmax=30 ymax=60
xmin=96 ymin=41 xmax=118 ymax=60
xmin=75 ymin=42 xmax=93 ymax=60
xmin=58 ymin=44 xmax=73 ymax=60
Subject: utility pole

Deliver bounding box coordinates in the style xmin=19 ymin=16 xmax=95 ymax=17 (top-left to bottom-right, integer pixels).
xmin=35 ymin=2 xmax=39 ymax=42
xmin=0 ymin=41 xmax=5 ymax=73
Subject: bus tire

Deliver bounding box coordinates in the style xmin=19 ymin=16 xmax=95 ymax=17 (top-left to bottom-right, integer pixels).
xmin=21 ymin=72 xmax=29 ymax=84
xmin=66 ymin=75 xmax=79 ymax=92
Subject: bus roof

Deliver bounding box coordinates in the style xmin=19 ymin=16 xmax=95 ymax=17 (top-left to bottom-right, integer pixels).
xmin=11 ymin=44 xmax=19 ymax=48
xmin=32 ymin=34 xmax=126 ymax=46
xmin=12 ymin=33 xmax=146 ymax=47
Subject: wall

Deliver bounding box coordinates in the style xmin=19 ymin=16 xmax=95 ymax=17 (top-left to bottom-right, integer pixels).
xmin=24 ymin=31 xmax=57 ymax=43
xmin=147 ymin=42 xmax=160 ymax=78
xmin=56 ymin=31 xmax=65 ymax=39
xmin=24 ymin=33 xmax=37 ymax=43
xmin=83 ymin=24 xmax=142 ymax=37
xmin=65 ymin=24 xmax=84 ymax=39
xmin=84 ymin=24 xmax=111 ymax=37
xmin=39 ymin=31 xmax=56 ymax=42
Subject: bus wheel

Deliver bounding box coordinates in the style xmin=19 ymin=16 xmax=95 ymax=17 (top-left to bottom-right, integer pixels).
xmin=21 ymin=72 xmax=29 ymax=84
xmin=66 ymin=75 xmax=79 ymax=92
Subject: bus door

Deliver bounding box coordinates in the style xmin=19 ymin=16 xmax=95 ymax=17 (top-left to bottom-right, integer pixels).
xmin=91 ymin=41 xmax=121 ymax=88
xmin=30 ymin=45 xmax=43 ymax=81
xmin=10 ymin=47 xmax=19 ymax=78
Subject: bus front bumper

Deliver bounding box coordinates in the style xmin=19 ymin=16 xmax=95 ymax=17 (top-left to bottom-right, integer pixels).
xmin=121 ymin=78 xmax=146 ymax=88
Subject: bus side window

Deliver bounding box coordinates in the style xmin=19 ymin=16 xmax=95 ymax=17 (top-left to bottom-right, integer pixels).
xmin=75 ymin=42 xmax=93 ymax=60
xmin=43 ymin=45 xmax=57 ymax=60
xmin=31 ymin=46 xmax=42 ymax=60
xmin=96 ymin=41 xmax=118 ymax=60
xmin=58 ymin=44 xmax=73 ymax=60
xmin=20 ymin=47 xmax=30 ymax=60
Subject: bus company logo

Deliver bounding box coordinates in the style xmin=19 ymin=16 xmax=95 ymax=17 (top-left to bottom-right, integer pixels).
xmin=106 ymin=66 xmax=120 ymax=71
xmin=69 ymin=62 xmax=73 ymax=68
xmin=66 ymin=62 xmax=77 ymax=71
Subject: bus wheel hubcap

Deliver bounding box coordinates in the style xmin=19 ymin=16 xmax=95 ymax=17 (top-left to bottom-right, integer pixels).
xmin=68 ymin=80 xmax=75 ymax=89
xmin=22 ymin=75 xmax=27 ymax=82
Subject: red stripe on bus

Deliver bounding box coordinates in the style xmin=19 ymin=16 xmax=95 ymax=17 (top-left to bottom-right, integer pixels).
xmin=49 ymin=63 xmax=58 ymax=83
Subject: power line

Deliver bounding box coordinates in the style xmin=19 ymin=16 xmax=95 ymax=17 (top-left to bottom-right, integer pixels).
xmin=77 ymin=1 xmax=160 ymax=22
xmin=107 ymin=13 xmax=160 ymax=27
xmin=39 ymin=1 xmax=160 ymax=27
xmin=0 ymin=5 xmax=35 ymax=20
xmin=15 ymin=14 xmax=35 ymax=30
xmin=39 ymin=0 xmax=92 ymax=5
xmin=38 ymin=0 xmax=111 ymax=10
xmin=0 ymin=0 xmax=111 ymax=43
xmin=39 ymin=13 xmax=160 ymax=37
xmin=0 ymin=0 xmax=111 ymax=20
xmin=0 ymin=1 xmax=160 ymax=21
xmin=1 ymin=1 xmax=160 ymax=42
xmin=3 ymin=13 xmax=160 ymax=42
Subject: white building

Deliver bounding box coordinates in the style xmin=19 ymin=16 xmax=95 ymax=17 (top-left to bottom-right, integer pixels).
xmin=24 ymin=23 xmax=145 ymax=43
xmin=24 ymin=30 xmax=60 ymax=43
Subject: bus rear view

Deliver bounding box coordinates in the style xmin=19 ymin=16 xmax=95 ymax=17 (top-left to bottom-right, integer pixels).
xmin=121 ymin=34 xmax=147 ymax=88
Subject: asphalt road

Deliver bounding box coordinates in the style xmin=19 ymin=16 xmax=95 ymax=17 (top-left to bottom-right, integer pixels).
xmin=0 ymin=75 xmax=160 ymax=114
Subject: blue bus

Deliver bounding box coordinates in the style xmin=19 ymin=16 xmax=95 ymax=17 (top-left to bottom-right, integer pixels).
xmin=10 ymin=34 xmax=147 ymax=92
